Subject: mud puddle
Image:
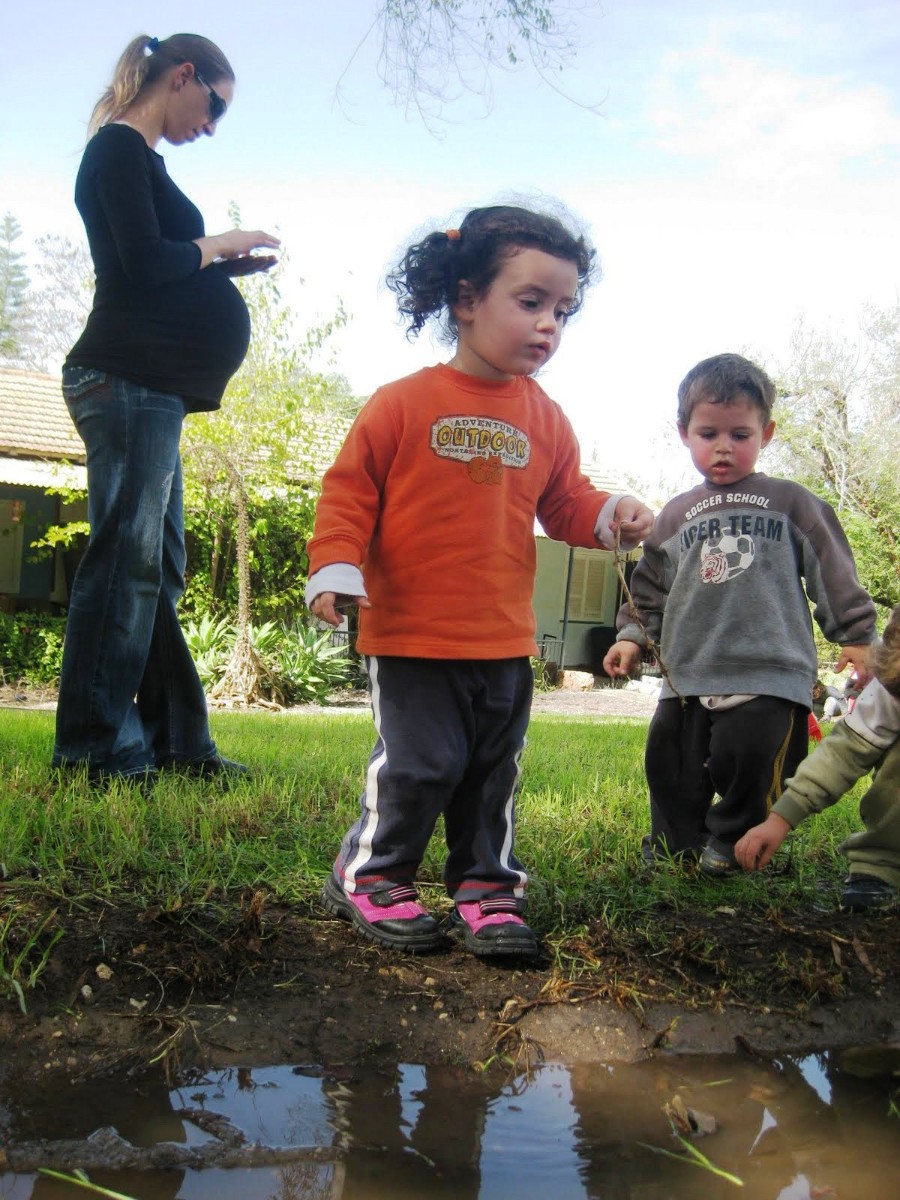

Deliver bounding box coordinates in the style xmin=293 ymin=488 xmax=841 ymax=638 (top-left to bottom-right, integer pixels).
xmin=2 ymin=1045 xmax=899 ymax=1198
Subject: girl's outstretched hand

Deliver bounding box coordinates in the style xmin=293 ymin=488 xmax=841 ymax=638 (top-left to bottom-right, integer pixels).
xmin=610 ymin=498 xmax=654 ymax=544
xmin=311 ymin=591 xmax=371 ymax=629
xmin=734 ymin=813 xmax=791 ymax=872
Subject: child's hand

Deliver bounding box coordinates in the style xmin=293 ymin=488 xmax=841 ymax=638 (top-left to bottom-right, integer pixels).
xmin=734 ymin=813 xmax=791 ymax=872
xmin=835 ymin=644 xmax=872 ymax=688
xmin=602 ymin=639 xmax=643 ymax=678
xmin=611 ymin=498 xmax=655 ymax=545
xmin=310 ymin=591 xmax=371 ymax=628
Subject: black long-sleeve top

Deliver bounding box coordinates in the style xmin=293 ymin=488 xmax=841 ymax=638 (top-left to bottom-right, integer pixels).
xmin=65 ymin=124 xmax=250 ymax=411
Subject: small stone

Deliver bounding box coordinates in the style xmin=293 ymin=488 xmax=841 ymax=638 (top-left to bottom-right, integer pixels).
xmin=95 ymin=963 xmax=114 ymax=981
xmin=561 ymin=670 xmax=594 ymax=691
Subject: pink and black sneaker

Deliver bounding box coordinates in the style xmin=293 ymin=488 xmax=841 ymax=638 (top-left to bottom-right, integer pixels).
xmin=321 ymin=874 xmax=446 ymax=953
xmin=451 ymin=897 xmax=539 ymax=959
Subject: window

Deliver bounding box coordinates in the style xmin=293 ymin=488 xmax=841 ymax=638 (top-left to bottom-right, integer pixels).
xmin=566 ymin=550 xmax=618 ymax=623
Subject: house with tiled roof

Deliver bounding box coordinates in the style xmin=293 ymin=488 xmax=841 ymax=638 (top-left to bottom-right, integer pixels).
xmin=0 ymin=368 xmax=87 ymax=610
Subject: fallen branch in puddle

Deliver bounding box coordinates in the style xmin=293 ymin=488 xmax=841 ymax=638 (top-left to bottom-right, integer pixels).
xmin=3 ymin=1110 xmax=340 ymax=1173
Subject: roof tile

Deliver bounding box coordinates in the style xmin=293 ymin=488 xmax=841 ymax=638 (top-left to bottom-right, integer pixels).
xmin=0 ymin=368 xmax=83 ymax=462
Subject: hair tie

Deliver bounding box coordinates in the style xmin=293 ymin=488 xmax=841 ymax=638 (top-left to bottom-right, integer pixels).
xmin=147 ymin=36 xmax=160 ymax=52
xmin=445 ymin=229 xmax=461 ymax=242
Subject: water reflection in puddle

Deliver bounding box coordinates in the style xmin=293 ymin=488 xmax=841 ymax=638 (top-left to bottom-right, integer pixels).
xmin=1 ymin=1048 xmax=898 ymax=1198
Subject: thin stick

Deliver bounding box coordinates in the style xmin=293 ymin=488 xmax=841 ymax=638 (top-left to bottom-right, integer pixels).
xmin=612 ymin=530 xmax=685 ymax=706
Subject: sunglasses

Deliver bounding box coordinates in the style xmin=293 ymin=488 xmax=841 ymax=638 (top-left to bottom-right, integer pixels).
xmin=194 ymin=71 xmax=227 ymax=123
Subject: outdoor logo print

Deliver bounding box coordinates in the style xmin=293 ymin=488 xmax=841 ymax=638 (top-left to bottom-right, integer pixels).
xmin=430 ymin=415 xmax=531 ymax=471
xmin=699 ymin=533 xmax=755 ymax=584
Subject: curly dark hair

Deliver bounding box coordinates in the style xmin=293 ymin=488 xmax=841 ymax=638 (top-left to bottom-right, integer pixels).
xmin=677 ymin=353 xmax=776 ymax=428
xmin=386 ymin=204 xmax=597 ymax=341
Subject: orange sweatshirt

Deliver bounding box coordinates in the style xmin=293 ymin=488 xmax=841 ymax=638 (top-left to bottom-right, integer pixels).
xmin=307 ymin=364 xmax=611 ymax=658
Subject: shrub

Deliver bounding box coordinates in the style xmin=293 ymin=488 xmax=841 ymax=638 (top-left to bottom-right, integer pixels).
xmin=0 ymin=612 xmax=67 ymax=688
xmin=274 ymin=622 xmax=351 ymax=704
xmin=183 ymin=612 xmax=235 ymax=688
xmin=182 ymin=610 xmax=351 ymax=703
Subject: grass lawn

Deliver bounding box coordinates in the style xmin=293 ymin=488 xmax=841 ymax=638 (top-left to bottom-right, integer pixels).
xmin=0 ymin=707 xmax=865 ymax=927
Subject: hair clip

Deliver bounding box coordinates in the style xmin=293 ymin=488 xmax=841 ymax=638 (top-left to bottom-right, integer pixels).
xmin=147 ymin=36 xmax=160 ymax=52
xmin=445 ymin=229 xmax=461 ymax=241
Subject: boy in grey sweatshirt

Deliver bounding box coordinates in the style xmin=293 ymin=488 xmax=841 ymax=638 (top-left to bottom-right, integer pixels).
xmin=604 ymin=353 xmax=875 ymax=874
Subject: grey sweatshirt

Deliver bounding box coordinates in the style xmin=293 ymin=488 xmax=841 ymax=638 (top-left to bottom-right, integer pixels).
xmin=615 ymin=472 xmax=875 ymax=707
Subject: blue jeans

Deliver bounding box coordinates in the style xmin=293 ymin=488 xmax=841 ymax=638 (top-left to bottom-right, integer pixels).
xmin=52 ymin=368 xmax=217 ymax=777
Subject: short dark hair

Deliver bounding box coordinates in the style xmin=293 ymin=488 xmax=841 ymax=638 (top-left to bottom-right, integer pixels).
xmin=677 ymin=353 xmax=776 ymax=428
xmin=387 ymin=203 xmax=597 ymax=341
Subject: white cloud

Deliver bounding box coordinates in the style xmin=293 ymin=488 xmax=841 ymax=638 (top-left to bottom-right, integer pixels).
xmin=648 ymin=49 xmax=900 ymax=187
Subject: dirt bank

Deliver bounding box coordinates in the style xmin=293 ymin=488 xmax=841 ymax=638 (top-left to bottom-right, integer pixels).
xmin=2 ymin=879 xmax=898 ymax=1088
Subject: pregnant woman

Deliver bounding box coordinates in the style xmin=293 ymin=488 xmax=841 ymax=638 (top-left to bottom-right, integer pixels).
xmin=53 ymin=33 xmax=280 ymax=784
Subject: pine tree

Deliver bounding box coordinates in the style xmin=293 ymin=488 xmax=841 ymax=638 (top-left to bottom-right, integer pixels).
xmin=0 ymin=213 xmax=30 ymax=361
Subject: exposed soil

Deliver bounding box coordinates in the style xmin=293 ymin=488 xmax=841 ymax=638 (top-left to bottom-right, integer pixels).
xmin=2 ymin=682 xmax=899 ymax=1090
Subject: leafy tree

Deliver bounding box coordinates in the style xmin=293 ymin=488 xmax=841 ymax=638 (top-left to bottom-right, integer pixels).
xmin=0 ymin=213 xmax=29 ymax=361
xmin=181 ymin=242 xmax=359 ymax=704
xmin=17 ymin=235 xmax=92 ymax=372
xmin=767 ymin=309 xmax=900 ymax=615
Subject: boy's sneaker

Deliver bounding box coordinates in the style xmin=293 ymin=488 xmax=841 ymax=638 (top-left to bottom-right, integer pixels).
xmin=839 ymin=874 xmax=898 ymax=913
xmin=699 ymin=845 xmax=737 ymax=877
xmin=450 ymin=898 xmax=539 ymax=959
xmin=321 ymin=874 xmax=445 ymax=953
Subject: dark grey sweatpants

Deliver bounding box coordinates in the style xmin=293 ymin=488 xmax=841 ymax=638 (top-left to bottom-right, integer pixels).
xmin=334 ymin=655 xmax=534 ymax=904
xmin=645 ymin=694 xmax=810 ymax=857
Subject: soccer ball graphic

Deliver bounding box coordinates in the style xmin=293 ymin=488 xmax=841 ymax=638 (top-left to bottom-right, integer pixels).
xmin=699 ymin=533 xmax=755 ymax=584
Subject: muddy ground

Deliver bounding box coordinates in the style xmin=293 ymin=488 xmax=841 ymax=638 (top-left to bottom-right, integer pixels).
xmin=2 ymin=683 xmax=899 ymax=1088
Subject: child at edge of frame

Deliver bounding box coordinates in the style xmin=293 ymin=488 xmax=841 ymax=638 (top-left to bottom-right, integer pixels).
xmin=735 ymin=605 xmax=900 ymax=912
xmin=602 ymin=352 xmax=876 ymax=877
xmin=304 ymin=202 xmax=655 ymax=958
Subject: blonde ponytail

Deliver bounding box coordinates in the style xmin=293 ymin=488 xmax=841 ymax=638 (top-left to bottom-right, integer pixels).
xmin=87 ymin=35 xmax=155 ymax=137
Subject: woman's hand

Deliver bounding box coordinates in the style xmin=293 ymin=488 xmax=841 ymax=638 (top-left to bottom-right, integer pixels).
xmin=194 ymin=229 xmax=281 ymax=270
xmin=217 ymin=254 xmax=278 ymax=277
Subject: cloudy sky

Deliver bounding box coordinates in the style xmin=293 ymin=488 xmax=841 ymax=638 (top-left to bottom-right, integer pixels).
xmin=3 ymin=1 xmax=899 ymax=495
